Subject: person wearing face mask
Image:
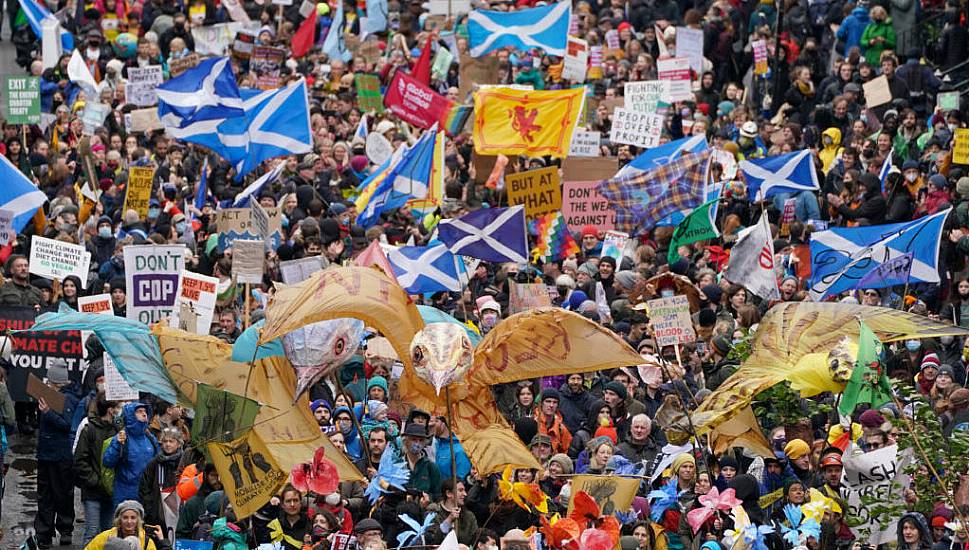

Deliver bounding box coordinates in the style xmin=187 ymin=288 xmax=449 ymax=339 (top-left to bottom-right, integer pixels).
xmin=73 ymin=392 xmax=120 ymax=546
xmin=400 ymin=422 xmax=442 ymax=500
xmin=477 ymin=299 xmax=501 ymax=334
xmin=88 ymin=216 xmax=117 ymax=268
xmin=331 ymin=407 xmax=363 ymax=461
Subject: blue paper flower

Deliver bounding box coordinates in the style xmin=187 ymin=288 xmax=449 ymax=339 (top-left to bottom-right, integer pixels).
xmin=647 ymin=478 xmax=684 ymax=522
xmin=364 ymin=448 xmax=410 ymax=504
xmin=396 ymin=512 xmax=437 ymax=548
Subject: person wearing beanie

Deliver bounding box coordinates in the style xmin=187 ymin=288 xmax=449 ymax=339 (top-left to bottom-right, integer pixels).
xmin=533 ymin=385 xmax=573 ymax=455
xmin=597 ymin=256 xmax=618 ymax=304
xmin=367 ymin=376 xmax=389 ymax=402
xmin=603 ymin=380 xmax=628 ymax=404
xmin=784 ymin=438 xmax=818 ymax=487
xmin=704 ymin=336 xmax=738 ymax=392
xmin=671 ymin=452 xmax=697 ymax=490
xmin=579 ymin=225 xmax=602 ymax=257
xmin=310 ymin=399 xmax=332 ymax=428
xmin=109 ymin=277 xmax=127 ymax=317
xmin=716 ymin=455 xmax=740 ymax=490
xmin=558 ymin=373 xmax=597 ymax=436
xmin=85 ymin=500 xmax=160 ymax=550
xmin=919 ymin=353 xmax=941 ymax=396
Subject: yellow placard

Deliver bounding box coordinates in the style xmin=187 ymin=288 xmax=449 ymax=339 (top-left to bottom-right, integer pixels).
xmin=955 ymin=128 xmax=969 ymax=164
xmin=505 ymin=166 xmax=562 ymax=219
xmin=124 ymin=166 xmax=155 ymax=220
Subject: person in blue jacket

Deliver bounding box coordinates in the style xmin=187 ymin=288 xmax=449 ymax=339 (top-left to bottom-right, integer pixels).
xmin=332 ymin=406 xmax=363 ymax=461
xmin=836 ymin=3 xmax=872 ymax=56
xmin=34 ymin=360 xmax=84 ymax=550
xmin=103 ymin=402 xmax=160 ymax=507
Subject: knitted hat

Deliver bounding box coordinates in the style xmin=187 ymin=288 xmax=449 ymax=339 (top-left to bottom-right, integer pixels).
xmin=698 ymin=308 xmax=717 ymax=327
xmin=928 ymin=173 xmax=947 ymax=188
xmin=46 ymin=358 xmax=70 ymax=385
xmin=309 ymin=399 xmax=331 ymax=413
xmin=719 ymin=455 xmax=739 ymax=471
xmin=784 ymin=439 xmax=811 ymax=460
xmin=368 ymin=400 xmax=389 ymax=418
xmin=577 ymin=262 xmax=598 ymax=278
xmin=858 ymin=409 xmax=885 ymax=429
xmin=701 ymin=284 xmax=723 ymax=304
xmin=580 ymin=225 xmax=598 ymax=238
xmin=540 ymin=388 xmax=561 ymax=402
xmin=921 ymin=353 xmax=941 ymax=371
xmin=603 ymin=381 xmax=628 ymax=401
xmin=711 ymin=335 xmax=732 ymax=356
xmin=204 ymin=490 xmax=228 ymax=515
xmin=957 ymin=177 xmax=969 ymax=199
xmin=115 ymin=500 xmax=145 ymax=518
xmin=599 ymin=256 xmax=617 ymax=269
xmin=671 ymin=452 xmax=696 ymax=475
xmin=367 ymin=376 xmax=389 ymax=396
xmin=939 ymin=364 xmax=956 ymax=379
xmin=547 ymin=453 xmax=574 ymax=475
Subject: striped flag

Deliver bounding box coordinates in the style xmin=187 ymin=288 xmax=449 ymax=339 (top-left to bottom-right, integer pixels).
xmin=879 ymin=148 xmax=894 ymax=192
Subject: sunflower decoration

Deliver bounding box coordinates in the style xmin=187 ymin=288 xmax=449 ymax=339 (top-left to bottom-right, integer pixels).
xmin=534 ymin=491 xmax=621 ymax=550
xmin=498 ymin=466 xmax=549 ymax=513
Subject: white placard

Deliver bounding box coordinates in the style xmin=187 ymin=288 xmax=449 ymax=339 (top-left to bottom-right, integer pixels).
xmin=624 ymin=80 xmax=670 ymax=114
xmin=426 ymin=0 xmax=472 ymax=14
xmin=840 ymin=445 xmax=912 ymax=546
xmin=104 ymin=354 xmax=139 ymax=401
xmin=191 ymin=23 xmax=248 ymax=56
xmin=78 ymin=294 xmax=114 ymax=315
xmin=675 ymin=26 xmax=704 ymax=76
xmin=366 ymin=132 xmax=393 ymax=165
xmin=0 ymin=208 xmax=13 ymax=246
xmin=569 ymin=129 xmax=601 ymax=157
xmin=279 ymin=256 xmax=328 ymax=284
xmin=124 ymin=245 xmax=186 ymax=325
xmin=609 ymin=108 xmax=664 ymax=148
xmin=562 ymin=36 xmax=588 ymax=82
xmin=169 ymin=271 xmax=219 ymax=335
xmin=29 ymin=236 xmax=91 ymax=288
xmin=231 ymin=239 xmax=265 ymax=284
xmin=657 ymin=57 xmax=693 ymax=102
xmin=124 ymin=66 xmax=164 ymax=107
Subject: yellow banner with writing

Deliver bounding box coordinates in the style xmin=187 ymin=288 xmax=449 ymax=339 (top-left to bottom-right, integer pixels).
xmin=124 ymin=166 xmax=155 ymax=220
xmin=505 ymin=167 xmax=562 ymax=219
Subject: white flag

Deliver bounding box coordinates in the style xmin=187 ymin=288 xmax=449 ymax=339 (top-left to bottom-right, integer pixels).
xmin=68 ymin=49 xmax=98 ymax=95
xmin=723 ymin=213 xmax=780 ymax=300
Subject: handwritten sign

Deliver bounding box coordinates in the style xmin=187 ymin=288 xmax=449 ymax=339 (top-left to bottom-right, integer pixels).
xmin=231 ymin=240 xmax=265 ymax=284
xmin=124 ymin=166 xmax=155 ymax=220
xmin=279 ymin=256 xmax=328 ymax=284
xmin=840 ymin=445 xmax=912 ymax=546
xmin=675 ymin=26 xmax=704 ymax=76
xmin=752 ymin=40 xmax=768 ymax=75
xmin=168 ymin=53 xmax=201 ymax=77
xmin=955 ymin=129 xmax=969 ymax=165
xmin=601 ymin=230 xmax=628 ymax=261
xmin=103 ymin=354 xmax=139 ymax=401
xmin=126 ymin=107 xmax=164 ymax=133
xmin=192 ymin=23 xmax=244 ymax=56
xmin=645 ymin=295 xmax=696 ymax=346
xmin=624 ymin=80 xmax=670 ymax=114
xmin=505 ymin=167 xmax=562 ymax=219
xmin=125 ymin=65 xmax=164 ymax=107
xmin=508 ymin=281 xmax=552 ymax=314
xmin=561 ymin=181 xmax=616 ymax=232
xmin=218 ymin=208 xmax=282 ymax=251
xmin=610 ymin=108 xmax=663 ymax=148
xmin=29 ymin=236 xmax=91 ymax=288
xmin=569 ymin=130 xmax=601 ymax=157
xmin=170 ymin=271 xmax=219 ymax=335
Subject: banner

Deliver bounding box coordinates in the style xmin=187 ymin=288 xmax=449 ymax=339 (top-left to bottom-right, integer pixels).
xmin=569 ymin=130 xmax=601 ymax=157
xmin=355 ymin=73 xmax=385 ymax=113
xmin=29 ymin=236 xmax=91 ymax=287
xmin=192 ymin=383 xmax=261 ymax=447
xmin=169 ymin=271 xmax=219 ymax=335
xmin=279 ymin=256 xmax=328 ymax=284
xmin=192 ymin=23 xmax=246 ymax=56
xmin=839 ymin=445 xmax=912 ymax=546
xmin=508 ymin=281 xmax=552 ymax=314
xmin=657 ymin=57 xmax=692 ymax=101
xmin=2 ymin=307 xmax=85 ymax=401
xmin=125 ymin=166 xmax=155 ymax=220
xmin=231 ymin=240 xmax=265 ymax=284
xmin=610 ymin=108 xmax=663 ymax=148
xmin=561 ymin=181 xmax=616 ymax=232
xmin=568 ymin=474 xmax=640 ymax=516
xmin=104 ymin=354 xmax=139 ymax=401
xmin=4 ymin=76 xmax=40 ymax=124
xmin=644 ymin=295 xmax=696 ymax=346
xmin=124 ymin=245 xmax=186 ymax=324
xmin=505 ymin=167 xmax=562 ymax=219
xmin=562 ymin=36 xmax=588 ymax=82
xmin=208 ymin=429 xmax=287 ymax=519
xmin=125 ymin=66 xmax=164 ymax=107
xmin=384 ymin=70 xmax=454 ymax=132
xmin=252 ymin=46 xmax=286 ymax=89
xmin=78 ymin=294 xmax=113 ymax=315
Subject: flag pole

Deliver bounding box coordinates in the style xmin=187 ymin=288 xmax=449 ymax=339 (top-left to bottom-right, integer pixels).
xmin=444 ymin=385 xmax=460 ymax=535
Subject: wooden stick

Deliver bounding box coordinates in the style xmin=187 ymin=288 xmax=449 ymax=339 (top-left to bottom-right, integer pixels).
xmin=244 ymin=282 xmax=251 ymax=330
xmin=445 ymin=385 xmax=460 ymax=535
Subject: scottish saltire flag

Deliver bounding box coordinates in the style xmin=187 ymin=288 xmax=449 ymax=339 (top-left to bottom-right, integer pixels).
xmin=0 ymin=153 xmax=47 ymax=232
xmin=879 ymin=148 xmax=894 ymax=192
xmin=18 ymin=0 xmax=73 ymax=51
xmin=853 ymin=252 xmax=913 ymax=290
xmin=468 ymin=1 xmax=570 ymax=57
xmin=157 ymin=57 xmax=244 ymax=126
xmin=356 ymin=128 xmax=438 ymax=227
xmin=739 ymin=150 xmax=819 ymax=201
xmin=322 ymin=2 xmax=352 ymax=62
xmin=387 ymin=243 xmax=463 ymax=294
xmin=231 ymin=162 xmax=285 ymax=208
xmin=167 ymin=79 xmax=312 ymax=179
xmin=438 ymin=206 xmax=528 ymax=263
xmin=355 ymin=114 xmax=369 ymax=141
xmin=808 ymin=209 xmax=950 ymax=300
xmin=616 ymin=135 xmax=708 ymax=178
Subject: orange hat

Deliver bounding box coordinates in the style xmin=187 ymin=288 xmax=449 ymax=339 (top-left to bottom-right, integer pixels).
xmin=820 ymin=452 xmax=843 ymax=469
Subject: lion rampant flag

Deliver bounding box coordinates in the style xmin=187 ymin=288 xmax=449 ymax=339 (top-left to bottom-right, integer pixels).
xmin=473 ymin=87 xmax=585 ymax=158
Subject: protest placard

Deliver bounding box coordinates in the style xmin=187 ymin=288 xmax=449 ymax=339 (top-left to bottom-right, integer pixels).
xmin=645 ymin=295 xmax=696 ymax=346
xmin=863 ymin=75 xmax=892 ymax=108
xmin=192 ymin=22 xmax=246 ymax=56
xmin=29 ymin=236 xmax=91 ymax=287
xmin=355 ymin=73 xmax=385 ymax=113
xmin=505 ymin=167 xmax=562 ymax=219
xmin=232 ymin=240 xmax=265 ymax=284
xmin=426 ymin=0 xmax=471 ymax=13
xmin=80 ymin=102 xmax=110 ymax=135
xmin=840 ymin=445 xmax=912 ymax=545
xmin=657 ymin=57 xmax=693 ymax=101
xmin=78 ymin=294 xmax=113 ymax=315
xmin=217 ymin=208 xmax=281 ymax=250
xmin=4 ymin=76 xmax=40 ymax=124
xmin=252 ymin=46 xmax=286 ymax=89
xmin=938 ymin=91 xmax=960 ymax=112
xmin=561 ymin=181 xmax=617 ymax=232
xmin=562 ymin=36 xmax=589 ymax=82
xmin=459 ymin=55 xmax=499 ymax=100
xmin=124 ymin=166 xmax=155 ymax=220
xmin=126 ymin=107 xmax=164 ymax=133
xmin=610 ymin=108 xmax=663 ymax=148
xmin=124 ymin=245 xmax=186 ymax=324
xmin=170 ymin=271 xmax=219 ymax=335
xmin=279 ymin=256 xmax=329 ymax=284
xmin=601 ymin=231 xmax=628 ymax=261
xmin=569 ymin=130 xmax=601 ymax=157
xmin=0 ymin=208 xmax=13 ymax=246
xmin=508 ymin=281 xmax=552 ymax=314
xmin=587 ymin=45 xmax=603 ymax=80
xmin=624 ymin=80 xmax=670 ymax=114
xmin=125 ymin=65 xmax=164 ymax=107
xmin=103 ymin=354 xmax=139 ymax=402
xmin=27 ymin=373 xmax=65 ymax=412
xmin=752 ymin=40 xmax=768 ymax=75
xmin=955 ymin=129 xmax=969 ymax=165
xmin=168 ymin=52 xmax=201 ymax=77
xmin=431 ymin=47 xmax=454 ymax=81
xmin=676 ymin=26 xmax=704 ymax=75
xmin=250 ymin=200 xmax=270 ymax=241
xmin=1 ymin=306 xmax=85 ymax=402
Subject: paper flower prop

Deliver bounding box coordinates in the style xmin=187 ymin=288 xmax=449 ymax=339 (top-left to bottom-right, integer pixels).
xmin=539 ymin=514 xmax=582 ymax=550
xmin=579 ymin=529 xmax=615 ymax=550
xmin=537 ymin=491 xmax=621 ymax=550
xmin=396 ymin=512 xmax=437 ymax=548
xmin=409 ymin=322 xmax=473 ymax=395
xmin=290 ymin=446 xmax=340 ymax=495
xmin=615 ymin=510 xmax=639 ymax=525
xmin=778 ymin=504 xmax=822 ymax=546
xmin=743 ymin=522 xmax=775 ymax=550
xmin=605 ymin=455 xmax=643 ymax=476
xmin=648 ymin=478 xmax=685 ymax=522
xmin=687 ymin=487 xmax=742 ymax=533
xmin=498 ymin=466 xmax=549 ymax=513
xmin=801 ymin=488 xmax=842 ymax=523
xmin=724 ymin=506 xmax=774 ymax=550
xmin=364 ymin=447 xmax=410 ymax=504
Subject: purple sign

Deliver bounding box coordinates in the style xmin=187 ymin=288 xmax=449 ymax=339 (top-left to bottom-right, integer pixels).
xmin=131 ymin=274 xmax=179 ymax=307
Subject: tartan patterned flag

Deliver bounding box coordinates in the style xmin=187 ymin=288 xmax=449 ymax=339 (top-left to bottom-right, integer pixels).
xmin=532 ymin=211 xmax=580 ymax=262
xmin=597 ymin=149 xmax=711 ymax=235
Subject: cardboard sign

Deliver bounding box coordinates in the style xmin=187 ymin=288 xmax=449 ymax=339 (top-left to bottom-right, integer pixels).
xmin=218 ymin=207 xmax=282 ymax=251
xmin=252 ymin=46 xmax=286 ymax=90
xmin=0 ymin=208 xmax=14 ymax=246
xmin=508 ymin=281 xmax=552 ymax=314
xmin=955 ymin=128 xmax=969 ymax=165
xmin=426 ymin=0 xmax=472 ymax=14
xmin=384 ymin=70 xmax=454 ymax=131
xmin=752 ymin=40 xmax=768 ymax=75
xmin=505 ymin=166 xmax=562 ymax=219
xmin=80 ymin=102 xmax=110 ymax=135
xmin=601 ymin=230 xmax=628 ymax=261
xmin=250 ymin=200 xmax=271 ymax=241
xmin=168 ymin=53 xmax=201 ymax=77
xmin=125 ymin=65 xmax=164 ymax=107
xmin=458 ymin=55 xmax=500 ymax=100
xmin=569 ymin=129 xmax=601 ymax=157
xmin=675 ymin=26 xmax=704 ymax=75
xmin=124 ymin=245 xmax=186 ymax=325
xmin=863 ymin=75 xmax=892 ymax=108
xmin=657 ymin=57 xmax=693 ymax=102
xmin=103 ymin=354 xmax=139 ymax=401
xmin=624 ymin=80 xmax=670 ymax=114
xmin=78 ymin=294 xmax=113 ymax=315
xmin=124 ymin=166 xmax=155 ymax=220
xmin=279 ymin=256 xmax=329 ymax=284
xmin=610 ymin=108 xmax=663 ymax=148
xmin=4 ymin=76 xmax=40 ymax=124
xmin=27 ymin=373 xmax=65 ymax=413
xmin=126 ymin=107 xmax=164 ymax=133
xmin=561 ymin=181 xmax=616 ymax=232
xmin=355 ymin=73 xmax=385 ymax=114
xmin=170 ymin=271 xmax=219 ymax=335
xmin=645 ymin=295 xmax=696 ymax=346
xmin=231 ymin=239 xmax=265 ymax=284
xmin=2 ymin=306 xmax=85 ymax=402
xmin=562 ymin=157 xmax=618 ymax=181
xmin=29 ymin=236 xmax=91 ymax=287
xmin=562 ymin=36 xmax=589 ymax=83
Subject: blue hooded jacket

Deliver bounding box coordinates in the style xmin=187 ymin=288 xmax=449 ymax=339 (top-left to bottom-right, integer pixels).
xmin=837 ymin=7 xmax=871 ymax=55
xmin=333 ymin=406 xmax=362 ymax=460
xmin=103 ymin=402 xmax=160 ymax=506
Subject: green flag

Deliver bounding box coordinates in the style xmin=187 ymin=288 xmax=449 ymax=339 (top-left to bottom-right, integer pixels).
xmin=668 ymin=199 xmax=720 ymax=264
xmin=838 ymin=321 xmax=894 ymax=416
xmin=192 ymin=384 xmax=261 ymax=449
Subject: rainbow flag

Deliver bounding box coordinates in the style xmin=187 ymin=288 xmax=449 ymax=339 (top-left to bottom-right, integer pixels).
xmin=443 ymin=104 xmax=473 ymax=136
xmin=532 ymin=211 xmax=579 ymax=262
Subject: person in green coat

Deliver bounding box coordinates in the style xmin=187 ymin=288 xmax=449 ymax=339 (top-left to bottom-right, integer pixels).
xmin=211 ymin=516 xmax=248 ymax=550
xmin=861 ymin=6 xmax=896 ymax=66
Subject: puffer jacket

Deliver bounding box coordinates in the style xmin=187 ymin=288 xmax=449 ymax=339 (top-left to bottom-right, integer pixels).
xmin=103 ymin=402 xmax=160 ymax=506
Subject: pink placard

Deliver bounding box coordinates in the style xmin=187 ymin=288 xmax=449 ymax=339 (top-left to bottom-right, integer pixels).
xmin=561 ymin=181 xmax=616 ymax=233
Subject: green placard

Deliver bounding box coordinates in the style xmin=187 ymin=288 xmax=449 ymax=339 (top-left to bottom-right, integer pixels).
xmin=355 ymin=73 xmax=385 ymax=114
xmin=4 ymin=76 xmax=40 ymax=125
xmin=938 ymin=91 xmax=960 ymax=112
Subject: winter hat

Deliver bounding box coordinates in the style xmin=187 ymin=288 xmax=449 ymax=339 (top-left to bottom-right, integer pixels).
xmin=701 ymin=284 xmax=723 ymax=305
xmin=540 ymin=387 xmax=561 ymax=402
xmin=514 ymin=416 xmax=538 ymax=446
xmin=310 ymin=399 xmax=331 ymax=413
xmin=939 ymin=364 xmax=956 ymax=379
xmin=929 ymin=173 xmax=948 ymax=189
xmin=698 ymin=308 xmax=717 ymax=327
xmin=577 ymin=262 xmax=598 ymax=278
xmin=367 ymin=400 xmax=389 ymax=418
xmin=711 ymin=335 xmax=732 ymax=356
xmin=367 ymin=376 xmax=389 ymax=397
xmin=580 ymin=225 xmax=599 ymax=238
xmin=350 ymin=155 xmax=369 ymax=173
xmin=603 ymin=381 xmax=628 ymax=401
xmin=671 ymin=452 xmax=696 ymax=475
xmin=548 ymin=453 xmax=574 ymax=475
xmin=204 ymin=490 xmax=228 ymax=515
xmin=615 ymin=270 xmax=641 ymax=290
xmin=599 ymin=256 xmax=617 ymax=269
xmin=784 ymin=439 xmax=811 ymax=460
xmin=719 ymin=455 xmax=739 ymax=471
xmin=956 ymin=177 xmax=969 ymax=199
xmin=46 ymin=358 xmax=70 ymax=385
xmin=858 ymin=409 xmax=886 ymax=429
xmin=115 ymin=500 xmax=145 ymax=518
xmin=921 ymin=353 xmax=941 ymax=371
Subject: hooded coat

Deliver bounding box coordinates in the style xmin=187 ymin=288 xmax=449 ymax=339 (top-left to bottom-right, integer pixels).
xmin=332 ymin=406 xmax=362 ymax=460
xmin=837 ymin=7 xmax=871 ymax=54
xmin=103 ymin=402 xmax=160 ymax=506
xmin=897 ymin=512 xmax=933 ymax=550
xmin=836 ymin=173 xmax=888 ymax=225
xmin=819 ymin=128 xmax=844 ymax=175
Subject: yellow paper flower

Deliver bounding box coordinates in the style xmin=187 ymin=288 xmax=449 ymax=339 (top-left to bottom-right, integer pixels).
xmin=498 ymin=466 xmax=549 ymax=513
xmin=801 ymin=488 xmax=842 ymax=523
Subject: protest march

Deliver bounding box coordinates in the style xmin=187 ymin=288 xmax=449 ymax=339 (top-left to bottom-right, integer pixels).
xmin=4 ymin=2 xmax=969 ymax=550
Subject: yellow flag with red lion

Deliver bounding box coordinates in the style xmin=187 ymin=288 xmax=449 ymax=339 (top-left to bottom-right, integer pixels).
xmin=473 ymin=87 xmax=585 ymax=158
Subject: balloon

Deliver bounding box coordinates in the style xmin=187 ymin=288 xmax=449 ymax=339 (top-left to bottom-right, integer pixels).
xmin=409 ymin=322 xmax=473 ymax=395
xmin=317 ymin=2 xmax=330 ymax=15
xmin=282 ymin=318 xmax=365 ymax=399
xmin=113 ymin=33 xmax=138 ymax=59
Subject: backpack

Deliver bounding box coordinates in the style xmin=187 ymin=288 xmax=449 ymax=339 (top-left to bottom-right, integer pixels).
xmin=99 ymin=437 xmax=115 ymax=497
xmin=193 ymin=510 xmax=218 ymax=542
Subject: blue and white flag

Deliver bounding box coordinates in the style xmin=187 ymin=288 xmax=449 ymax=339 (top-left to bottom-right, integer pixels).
xmin=387 ymin=243 xmax=463 ymax=294
xmin=192 ymin=157 xmax=209 ymax=221
xmin=18 ymin=0 xmax=73 ymax=51
xmin=322 ymin=2 xmax=352 ymax=63
xmin=616 ymin=135 xmax=708 ymax=178
xmin=362 ymin=0 xmax=388 ymax=35
xmin=878 ymin=148 xmax=894 ymax=192
xmin=467 ymin=1 xmax=570 ymax=57
xmin=168 ymin=79 xmax=312 ymax=179
xmin=739 ymin=150 xmax=819 ymax=201
xmin=157 ymin=57 xmax=244 ymax=126
xmin=808 ymin=208 xmax=950 ymax=300
xmin=356 ymin=128 xmax=438 ymax=227
xmin=355 ymin=114 xmax=369 ymax=141
xmin=437 ymin=205 xmax=528 ymax=263
xmin=0 ymin=153 xmax=47 ymax=232
xmin=231 ymin=162 xmax=286 ymax=208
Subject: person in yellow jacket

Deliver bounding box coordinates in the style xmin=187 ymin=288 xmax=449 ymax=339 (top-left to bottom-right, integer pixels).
xmin=819 ymin=128 xmax=845 ymax=174
xmin=84 ymin=500 xmax=168 ymax=550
